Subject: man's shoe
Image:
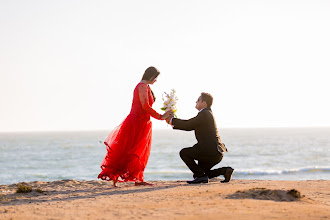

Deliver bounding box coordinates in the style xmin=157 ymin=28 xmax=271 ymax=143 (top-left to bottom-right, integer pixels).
xmin=221 ymin=167 xmax=234 ymax=183
xmin=187 ymin=176 xmax=208 ymax=184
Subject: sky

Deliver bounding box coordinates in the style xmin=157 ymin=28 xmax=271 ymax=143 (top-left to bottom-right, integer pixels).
xmin=1 ymin=0 xmax=330 ymax=132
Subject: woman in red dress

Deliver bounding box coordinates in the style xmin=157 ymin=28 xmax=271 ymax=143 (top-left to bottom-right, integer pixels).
xmin=98 ymin=66 xmax=172 ymax=187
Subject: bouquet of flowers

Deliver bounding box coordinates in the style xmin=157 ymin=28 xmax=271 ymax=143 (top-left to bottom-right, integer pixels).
xmin=161 ymin=89 xmax=178 ymax=117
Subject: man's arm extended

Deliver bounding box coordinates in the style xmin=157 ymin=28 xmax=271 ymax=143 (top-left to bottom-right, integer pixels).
xmin=171 ymin=112 xmax=203 ymax=131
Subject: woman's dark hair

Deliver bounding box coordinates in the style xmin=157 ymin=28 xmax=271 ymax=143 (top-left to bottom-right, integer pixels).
xmin=141 ymin=66 xmax=160 ymax=102
xmin=201 ymin=92 xmax=213 ymax=108
xmin=142 ymin=66 xmax=160 ymax=81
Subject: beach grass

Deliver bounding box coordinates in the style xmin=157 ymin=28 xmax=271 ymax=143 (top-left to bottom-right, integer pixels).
xmin=0 ymin=194 xmax=8 ymax=201
xmin=16 ymin=183 xmax=33 ymax=193
xmin=35 ymin=188 xmax=45 ymax=193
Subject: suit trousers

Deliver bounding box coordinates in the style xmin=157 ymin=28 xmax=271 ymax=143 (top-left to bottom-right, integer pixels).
xmin=179 ymin=146 xmax=227 ymax=178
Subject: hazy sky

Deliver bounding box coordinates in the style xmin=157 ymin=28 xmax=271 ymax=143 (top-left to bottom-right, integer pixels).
xmin=1 ymin=0 xmax=330 ymax=132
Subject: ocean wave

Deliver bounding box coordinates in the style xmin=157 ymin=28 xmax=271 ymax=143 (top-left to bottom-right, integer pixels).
xmin=235 ymin=167 xmax=330 ymax=175
xmin=145 ymin=169 xmax=191 ymax=174
xmin=145 ymin=167 xmax=330 ymax=176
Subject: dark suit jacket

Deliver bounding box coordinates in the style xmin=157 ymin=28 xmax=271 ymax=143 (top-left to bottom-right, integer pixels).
xmin=172 ymin=108 xmax=227 ymax=157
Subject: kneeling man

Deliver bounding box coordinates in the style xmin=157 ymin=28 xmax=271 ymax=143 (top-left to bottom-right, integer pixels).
xmin=167 ymin=92 xmax=234 ymax=184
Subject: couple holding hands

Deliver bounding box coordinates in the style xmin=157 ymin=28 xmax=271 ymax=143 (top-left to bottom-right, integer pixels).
xmin=98 ymin=66 xmax=234 ymax=187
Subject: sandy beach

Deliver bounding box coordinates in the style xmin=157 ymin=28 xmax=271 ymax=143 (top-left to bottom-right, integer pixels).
xmin=0 ymin=179 xmax=329 ymax=220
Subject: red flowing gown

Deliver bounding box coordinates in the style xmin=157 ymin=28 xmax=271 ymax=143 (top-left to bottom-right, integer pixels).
xmin=98 ymin=82 xmax=163 ymax=182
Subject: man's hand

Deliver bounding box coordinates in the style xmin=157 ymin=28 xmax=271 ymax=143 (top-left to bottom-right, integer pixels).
xmin=165 ymin=116 xmax=172 ymax=125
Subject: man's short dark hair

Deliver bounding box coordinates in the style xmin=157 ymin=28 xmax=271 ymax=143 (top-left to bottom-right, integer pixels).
xmin=201 ymin=92 xmax=213 ymax=108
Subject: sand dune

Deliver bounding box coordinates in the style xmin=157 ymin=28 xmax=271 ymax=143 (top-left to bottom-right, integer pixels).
xmin=0 ymin=179 xmax=329 ymax=219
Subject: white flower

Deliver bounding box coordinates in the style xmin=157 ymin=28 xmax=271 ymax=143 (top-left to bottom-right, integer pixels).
xmin=161 ymin=89 xmax=178 ymax=116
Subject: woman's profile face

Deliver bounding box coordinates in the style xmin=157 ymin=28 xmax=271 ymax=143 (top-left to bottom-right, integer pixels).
xmin=149 ymin=76 xmax=158 ymax=84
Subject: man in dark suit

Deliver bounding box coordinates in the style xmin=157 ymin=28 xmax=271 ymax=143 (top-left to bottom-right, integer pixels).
xmin=166 ymin=92 xmax=234 ymax=184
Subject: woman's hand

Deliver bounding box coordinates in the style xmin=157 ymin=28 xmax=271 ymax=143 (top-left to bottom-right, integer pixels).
xmin=161 ymin=110 xmax=174 ymax=120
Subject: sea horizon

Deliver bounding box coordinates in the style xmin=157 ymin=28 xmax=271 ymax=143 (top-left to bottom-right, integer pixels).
xmin=1 ymin=125 xmax=330 ymax=134
xmin=1 ymin=127 xmax=329 ymax=185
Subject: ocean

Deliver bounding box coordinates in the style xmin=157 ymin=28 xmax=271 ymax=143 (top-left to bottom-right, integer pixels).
xmin=0 ymin=128 xmax=329 ymax=185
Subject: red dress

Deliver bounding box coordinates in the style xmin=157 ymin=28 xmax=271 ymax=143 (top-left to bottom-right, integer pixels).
xmin=98 ymin=82 xmax=163 ymax=182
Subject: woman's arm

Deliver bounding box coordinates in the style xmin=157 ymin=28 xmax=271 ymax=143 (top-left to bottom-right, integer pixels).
xmin=138 ymin=83 xmax=163 ymax=120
